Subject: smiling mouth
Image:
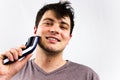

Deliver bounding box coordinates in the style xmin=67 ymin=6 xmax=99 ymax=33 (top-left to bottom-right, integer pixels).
xmin=46 ymin=37 xmax=60 ymax=42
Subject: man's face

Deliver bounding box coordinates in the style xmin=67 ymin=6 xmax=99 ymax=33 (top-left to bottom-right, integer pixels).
xmin=34 ymin=10 xmax=72 ymax=54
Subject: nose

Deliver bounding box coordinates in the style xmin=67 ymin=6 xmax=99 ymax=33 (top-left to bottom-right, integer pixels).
xmin=49 ymin=24 xmax=59 ymax=34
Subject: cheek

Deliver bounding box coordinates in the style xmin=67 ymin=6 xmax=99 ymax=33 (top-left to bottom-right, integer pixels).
xmin=35 ymin=27 xmax=48 ymax=36
xmin=61 ymin=31 xmax=71 ymax=40
xmin=34 ymin=27 xmax=42 ymax=36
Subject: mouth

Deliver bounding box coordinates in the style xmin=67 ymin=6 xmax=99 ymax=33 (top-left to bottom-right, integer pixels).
xmin=46 ymin=36 xmax=60 ymax=42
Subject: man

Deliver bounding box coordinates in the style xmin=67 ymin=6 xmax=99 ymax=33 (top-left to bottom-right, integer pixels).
xmin=0 ymin=1 xmax=99 ymax=80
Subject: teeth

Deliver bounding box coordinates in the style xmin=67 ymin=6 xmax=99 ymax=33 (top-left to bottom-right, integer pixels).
xmin=48 ymin=38 xmax=57 ymax=41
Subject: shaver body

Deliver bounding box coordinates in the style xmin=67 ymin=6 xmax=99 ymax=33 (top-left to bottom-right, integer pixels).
xmin=3 ymin=36 xmax=40 ymax=64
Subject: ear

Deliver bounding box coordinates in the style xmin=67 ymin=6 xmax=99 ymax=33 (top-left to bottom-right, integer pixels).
xmin=68 ymin=34 xmax=72 ymax=41
xmin=69 ymin=34 xmax=72 ymax=40
xmin=70 ymin=34 xmax=72 ymax=38
xmin=34 ymin=26 xmax=37 ymax=35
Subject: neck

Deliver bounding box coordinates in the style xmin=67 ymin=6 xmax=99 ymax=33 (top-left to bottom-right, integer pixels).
xmin=34 ymin=46 xmax=66 ymax=73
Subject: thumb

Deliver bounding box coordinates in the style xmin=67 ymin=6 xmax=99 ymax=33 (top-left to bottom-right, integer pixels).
xmin=8 ymin=54 xmax=32 ymax=78
xmin=11 ymin=54 xmax=32 ymax=72
xmin=17 ymin=54 xmax=32 ymax=67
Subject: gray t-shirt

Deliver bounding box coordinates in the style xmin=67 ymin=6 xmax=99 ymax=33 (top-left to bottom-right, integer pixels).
xmin=11 ymin=59 xmax=99 ymax=80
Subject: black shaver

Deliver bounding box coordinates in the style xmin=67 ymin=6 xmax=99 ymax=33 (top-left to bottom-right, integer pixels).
xmin=3 ymin=36 xmax=40 ymax=64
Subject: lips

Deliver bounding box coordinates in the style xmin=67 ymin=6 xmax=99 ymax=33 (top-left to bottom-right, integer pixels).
xmin=46 ymin=36 xmax=60 ymax=42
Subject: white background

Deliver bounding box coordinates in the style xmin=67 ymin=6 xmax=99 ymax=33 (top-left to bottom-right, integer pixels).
xmin=0 ymin=0 xmax=120 ymax=80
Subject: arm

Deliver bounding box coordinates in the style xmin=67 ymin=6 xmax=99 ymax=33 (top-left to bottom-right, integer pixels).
xmin=0 ymin=45 xmax=32 ymax=80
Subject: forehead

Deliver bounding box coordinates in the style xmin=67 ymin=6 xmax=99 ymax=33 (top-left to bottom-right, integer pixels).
xmin=41 ymin=10 xmax=70 ymax=25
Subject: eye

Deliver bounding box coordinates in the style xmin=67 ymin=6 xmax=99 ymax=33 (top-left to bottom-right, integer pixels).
xmin=43 ymin=22 xmax=53 ymax=26
xmin=60 ymin=25 xmax=68 ymax=30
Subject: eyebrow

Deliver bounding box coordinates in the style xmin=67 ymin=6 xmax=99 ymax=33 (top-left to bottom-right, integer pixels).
xmin=43 ymin=18 xmax=54 ymax=22
xmin=43 ymin=18 xmax=70 ymax=27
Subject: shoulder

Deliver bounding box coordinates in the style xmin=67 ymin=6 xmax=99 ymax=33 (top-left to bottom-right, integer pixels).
xmin=67 ymin=61 xmax=99 ymax=80
xmin=68 ymin=61 xmax=93 ymax=71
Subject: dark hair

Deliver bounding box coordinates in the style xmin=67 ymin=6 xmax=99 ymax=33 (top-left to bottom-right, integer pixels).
xmin=35 ymin=1 xmax=74 ymax=34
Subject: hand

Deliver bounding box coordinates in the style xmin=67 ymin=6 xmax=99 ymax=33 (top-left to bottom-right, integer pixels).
xmin=0 ymin=45 xmax=32 ymax=80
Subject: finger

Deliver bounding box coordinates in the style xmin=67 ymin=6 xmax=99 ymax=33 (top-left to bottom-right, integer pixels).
xmin=16 ymin=44 xmax=27 ymax=56
xmin=1 ymin=51 xmax=14 ymax=62
xmin=8 ymin=54 xmax=32 ymax=77
xmin=19 ymin=54 xmax=32 ymax=64
xmin=13 ymin=54 xmax=32 ymax=71
xmin=9 ymin=48 xmax=20 ymax=60
xmin=19 ymin=44 xmax=26 ymax=49
xmin=15 ymin=47 xmax=22 ymax=56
